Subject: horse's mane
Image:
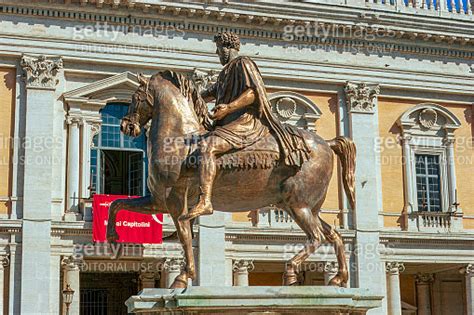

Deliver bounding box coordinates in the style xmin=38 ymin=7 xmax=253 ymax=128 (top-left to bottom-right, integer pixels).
xmin=159 ymin=70 xmax=213 ymax=131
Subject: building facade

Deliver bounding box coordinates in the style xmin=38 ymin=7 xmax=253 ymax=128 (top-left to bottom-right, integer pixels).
xmin=0 ymin=0 xmax=473 ymax=314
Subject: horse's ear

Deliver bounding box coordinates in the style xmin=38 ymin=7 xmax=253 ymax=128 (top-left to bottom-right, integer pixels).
xmin=137 ymin=73 xmax=148 ymax=86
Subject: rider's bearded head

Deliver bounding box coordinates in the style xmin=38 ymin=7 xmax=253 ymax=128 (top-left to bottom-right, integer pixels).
xmin=214 ymin=32 xmax=240 ymax=66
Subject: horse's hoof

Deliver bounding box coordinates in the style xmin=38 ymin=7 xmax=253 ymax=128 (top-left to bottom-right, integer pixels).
xmin=107 ymin=232 xmax=119 ymax=243
xmin=328 ymin=274 xmax=347 ymax=287
xmin=283 ymin=270 xmax=298 ymax=286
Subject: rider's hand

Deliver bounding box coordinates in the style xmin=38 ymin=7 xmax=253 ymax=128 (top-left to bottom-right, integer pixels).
xmin=211 ymin=103 xmax=229 ymax=121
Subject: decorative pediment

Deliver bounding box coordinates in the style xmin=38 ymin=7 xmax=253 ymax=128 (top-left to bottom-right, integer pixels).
xmin=397 ymin=103 xmax=461 ymax=137
xmin=62 ymin=71 xmax=140 ymax=110
xmin=267 ymin=91 xmax=322 ymax=131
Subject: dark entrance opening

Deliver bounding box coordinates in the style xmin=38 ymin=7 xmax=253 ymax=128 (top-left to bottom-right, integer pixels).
xmin=80 ymin=272 xmax=138 ymax=315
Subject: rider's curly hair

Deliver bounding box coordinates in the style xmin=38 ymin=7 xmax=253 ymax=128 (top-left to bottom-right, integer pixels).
xmin=213 ymin=32 xmax=240 ymax=51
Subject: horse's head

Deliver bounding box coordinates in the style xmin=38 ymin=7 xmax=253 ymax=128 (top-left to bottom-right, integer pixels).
xmin=121 ymin=73 xmax=154 ymax=137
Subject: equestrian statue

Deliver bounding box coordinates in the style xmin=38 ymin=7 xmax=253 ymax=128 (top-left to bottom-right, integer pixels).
xmin=106 ymin=32 xmax=356 ymax=289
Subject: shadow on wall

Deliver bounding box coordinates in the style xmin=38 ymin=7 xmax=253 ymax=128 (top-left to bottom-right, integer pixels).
xmin=3 ymin=71 xmax=15 ymax=91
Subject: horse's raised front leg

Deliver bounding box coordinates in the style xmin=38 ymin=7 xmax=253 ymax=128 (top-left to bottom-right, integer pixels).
xmin=106 ymin=196 xmax=165 ymax=243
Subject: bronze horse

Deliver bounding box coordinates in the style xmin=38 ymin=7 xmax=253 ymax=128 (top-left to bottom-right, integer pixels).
xmin=106 ymin=71 xmax=356 ymax=288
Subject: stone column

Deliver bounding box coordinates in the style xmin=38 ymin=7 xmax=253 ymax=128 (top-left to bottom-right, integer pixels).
xmin=20 ymin=54 xmax=63 ymax=315
xmin=232 ymin=260 xmax=254 ymax=286
xmin=81 ymin=120 xmax=101 ymax=197
xmin=61 ymin=256 xmax=81 ymax=315
xmin=324 ymin=262 xmax=338 ymax=286
xmin=386 ymin=262 xmax=404 ymax=315
xmin=415 ymin=273 xmax=434 ymax=315
xmin=345 ymin=82 xmax=386 ymax=314
xmin=139 ymin=272 xmax=159 ymax=290
xmin=465 ymin=264 xmax=474 ymax=315
xmin=164 ymin=258 xmax=184 ymax=288
xmin=65 ymin=115 xmax=83 ymax=220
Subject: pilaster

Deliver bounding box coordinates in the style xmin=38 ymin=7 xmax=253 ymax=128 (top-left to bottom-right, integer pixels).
xmin=345 ymin=81 xmax=386 ymax=315
xmin=20 ymin=54 xmax=63 ymax=315
xmin=197 ymin=212 xmax=226 ymax=286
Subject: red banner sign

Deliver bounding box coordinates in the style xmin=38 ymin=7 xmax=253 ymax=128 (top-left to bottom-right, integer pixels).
xmin=92 ymin=194 xmax=163 ymax=244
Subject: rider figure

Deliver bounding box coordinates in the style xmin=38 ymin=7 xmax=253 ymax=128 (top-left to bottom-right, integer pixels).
xmin=180 ymin=32 xmax=310 ymax=222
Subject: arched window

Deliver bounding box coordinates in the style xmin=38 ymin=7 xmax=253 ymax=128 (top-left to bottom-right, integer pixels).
xmin=90 ymin=103 xmax=148 ymax=196
xmin=397 ymin=103 xmax=462 ymax=231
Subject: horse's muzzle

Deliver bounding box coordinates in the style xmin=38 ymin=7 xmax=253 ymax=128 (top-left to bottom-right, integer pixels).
xmin=120 ymin=118 xmax=141 ymax=137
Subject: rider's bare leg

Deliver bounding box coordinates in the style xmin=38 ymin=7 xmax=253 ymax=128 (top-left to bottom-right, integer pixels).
xmin=179 ymin=135 xmax=233 ymax=221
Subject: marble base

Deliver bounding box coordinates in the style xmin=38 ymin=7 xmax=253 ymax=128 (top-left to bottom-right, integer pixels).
xmin=126 ymin=286 xmax=383 ymax=314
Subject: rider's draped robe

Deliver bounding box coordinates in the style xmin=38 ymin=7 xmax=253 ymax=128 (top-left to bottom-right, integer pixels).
xmin=208 ymin=56 xmax=310 ymax=167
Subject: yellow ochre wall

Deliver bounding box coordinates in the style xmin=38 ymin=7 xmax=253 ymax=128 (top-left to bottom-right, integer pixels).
xmin=231 ymin=90 xmax=341 ymax=225
xmin=378 ymin=98 xmax=474 ymax=229
xmin=0 ymin=68 xmax=15 ymax=215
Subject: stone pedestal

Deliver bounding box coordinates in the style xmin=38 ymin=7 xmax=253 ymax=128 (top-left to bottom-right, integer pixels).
xmin=126 ymin=286 xmax=383 ymax=314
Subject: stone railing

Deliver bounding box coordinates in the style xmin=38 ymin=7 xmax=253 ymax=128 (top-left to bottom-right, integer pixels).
xmin=257 ymin=207 xmax=299 ymax=229
xmin=418 ymin=211 xmax=452 ymax=229
xmin=306 ymin=0 xmax=473 ymax=18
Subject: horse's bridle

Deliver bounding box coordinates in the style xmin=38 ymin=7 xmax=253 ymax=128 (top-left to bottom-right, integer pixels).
xmin=130 ymin=80 xmax=154 ymax=124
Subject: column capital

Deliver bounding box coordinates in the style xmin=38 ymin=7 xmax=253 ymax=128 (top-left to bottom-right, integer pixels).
xmin=464 ymin=264 xmax=474 ymax=275
xmin=232 ymin=260 xmax=254 ymax=273
xmin=66 ymin=115 xmax=84 ymax=126
xmin=20 ymin=55 xmax=63 ymax=89
xmin=415 ymin=272 xmax=434 ymax=284
xmin=324 ymin=261 xmax=338 ymax=273
xmin=163 ymin=257 xmax=184 ymax=272
xmin=344 ymin=81 xmax=380 ymax=114
xmin=386 ymin=262 xmax=405 ymax=275
xmin=61 ymin=256 xmax=82 ymax=271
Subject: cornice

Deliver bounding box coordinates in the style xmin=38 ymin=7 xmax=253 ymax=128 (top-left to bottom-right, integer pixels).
xmin=0 ymin=1 xmax=473 ymax=60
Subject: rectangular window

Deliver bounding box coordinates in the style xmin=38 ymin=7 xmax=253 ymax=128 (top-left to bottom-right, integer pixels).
xmin=415 ymin=154 xmax=442 ymax=212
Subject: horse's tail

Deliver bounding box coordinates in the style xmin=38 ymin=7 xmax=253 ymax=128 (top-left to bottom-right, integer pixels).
xmin=328 ymin=136 xmax=356 ymax=210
